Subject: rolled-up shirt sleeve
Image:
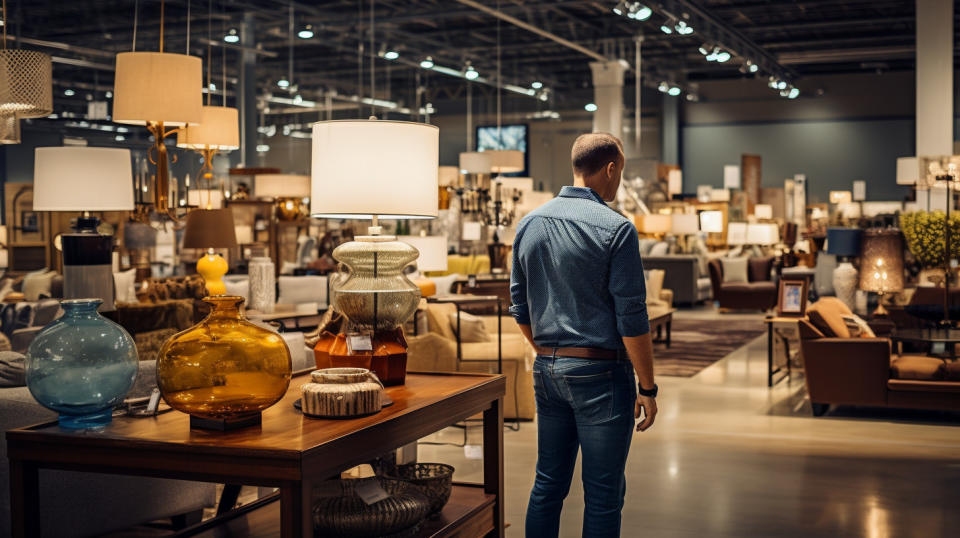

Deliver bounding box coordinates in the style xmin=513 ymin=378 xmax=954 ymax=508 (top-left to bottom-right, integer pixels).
xmin=509 ymin=226 xmax=531 ymax=325
xmin=608 ymin=221 xmax=649 ymax=337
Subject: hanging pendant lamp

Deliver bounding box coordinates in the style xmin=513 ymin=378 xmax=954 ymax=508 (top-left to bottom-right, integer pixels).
xmin=0 ymin=113 xmax=20 ymax=144
xmin=0 ymin=0 xmax=53 ymax=123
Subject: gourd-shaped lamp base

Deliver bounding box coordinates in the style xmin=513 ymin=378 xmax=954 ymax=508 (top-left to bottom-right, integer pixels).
xmin=197 ymin=251 xmax=228 ymax=296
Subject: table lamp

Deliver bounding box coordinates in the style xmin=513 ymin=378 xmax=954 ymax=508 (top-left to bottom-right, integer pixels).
xmin=747 ymin=223 xmax=780 ymax=247
xmin=33 ymin=147 xmax=134 ymax=311
xmin=635 ymin=214 xmax=672 ymax=238
xmin=754 ymin=204 xmax=773 ymax=220
xmin=726 ymin=222 xmax=747 ymax=248
xmin=399 ymin=235 xmax=449 ymax=296
xmin=671 ymin=213 xmax=699 ymax=252
xmin=311 ymin=118 xmax=438 ymax=386
xmin=699 ymin=210 xmax=724 ymax=234
xmin=182 ymin=208 xmax=238 ymax=295
xmin=255 ymin=174 xmax=311 ymax=220
xmin=859 ymin=228 xmax=904 ymax=317
xmin=826 ymin=227 xmax=863 ymax=310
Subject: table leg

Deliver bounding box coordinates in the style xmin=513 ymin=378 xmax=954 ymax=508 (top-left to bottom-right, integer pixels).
xmin=280 ymin=480 xmax=313 ymax=538
xmin=767 ymin=322 xmax=774 ymax=387
xmin=217 ymin=484 xmax=243 ymax=516
xmin=497 ymin=300 xmax=503 ymax=375
xmin=9 ymin=460 xmax=40 ymax=538
xmin=483 ymin=398 xmax=505 ymax=538
xmin=666 ymin=318 xmax=672 ymax=348
xmin=456 ymin=305 xmax=463 ymax=364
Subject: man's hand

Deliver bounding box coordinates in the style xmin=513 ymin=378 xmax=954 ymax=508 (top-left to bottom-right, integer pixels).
xmin=635 ymin=395 xmax=657 ymax=432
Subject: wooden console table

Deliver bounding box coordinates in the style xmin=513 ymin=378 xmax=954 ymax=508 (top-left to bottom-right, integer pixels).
xmin=7 ymin=372 xmax=506 ymax=538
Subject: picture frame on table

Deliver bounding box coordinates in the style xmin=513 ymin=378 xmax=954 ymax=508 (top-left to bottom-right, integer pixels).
xmin=777 ymin=278 xmax=809 ymax=317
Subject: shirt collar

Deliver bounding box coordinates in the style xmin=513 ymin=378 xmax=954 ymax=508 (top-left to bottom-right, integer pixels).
xmin=559 ymin=186 xmax=608 ymax=205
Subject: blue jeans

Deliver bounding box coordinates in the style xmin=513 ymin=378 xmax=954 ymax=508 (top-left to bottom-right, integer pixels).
xmin=525 ymin=356 xmax=637 ymax=538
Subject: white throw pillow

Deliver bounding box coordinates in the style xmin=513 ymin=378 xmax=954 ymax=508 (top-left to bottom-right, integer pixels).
xmin=645 ymin=269 xmax=665 ymax=305
xmin=430 ymin=273 xmax=462 ymax=296
xmin=22 ymin=269 xmax=55 ymax=301
xmin=720 ymin=257 xmax=749 ymax=283
xmin=648 ymin=242 xmax=670 ymax=257
xmin=224 ymin=277 xmax=250 ymax=304
xmin=113 ymin=269 xmax=138 ymax=304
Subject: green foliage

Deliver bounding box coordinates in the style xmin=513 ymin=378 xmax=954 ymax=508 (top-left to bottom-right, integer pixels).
xmin=899 ymin=211 xmax=960 ymax=268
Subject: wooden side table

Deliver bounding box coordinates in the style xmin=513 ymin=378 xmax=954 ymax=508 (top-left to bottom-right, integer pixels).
xmin=7 ymin=372 xmax=506 ymax=538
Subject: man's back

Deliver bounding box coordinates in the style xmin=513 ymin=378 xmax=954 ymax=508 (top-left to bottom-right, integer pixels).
xmin=510 ymin=186 xmax=649 ymax=351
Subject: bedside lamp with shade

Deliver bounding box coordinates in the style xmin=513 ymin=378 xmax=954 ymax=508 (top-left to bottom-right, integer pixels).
xmin=826 ymin=227 xmax=863 ymax=310
xmin=311 ymin=118 xmax=439 ymax=386
xmin=182 ymin=208 xmax=238 ymax=295
xmin=859 ymin=229 xmax=904 ymax=317
xmin=398 ymin=235 xmax=449 ymax=296
xmin=255 ymin=174 xmax=311 ymax=220
xmin=33 ymin=147 xmax=134 ymax=311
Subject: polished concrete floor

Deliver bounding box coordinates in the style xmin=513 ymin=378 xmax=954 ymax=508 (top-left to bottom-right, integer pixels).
xmin=419 ymin=308 xmax=960 ymax=538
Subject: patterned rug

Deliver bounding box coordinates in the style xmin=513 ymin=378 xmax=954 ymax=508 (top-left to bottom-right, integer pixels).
xmin=654 ymin=318 xmax=766 ymax=377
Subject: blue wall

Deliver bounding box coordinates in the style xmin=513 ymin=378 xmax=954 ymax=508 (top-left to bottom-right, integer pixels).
xmin=681 ymin=117 xmax=916 ymax=203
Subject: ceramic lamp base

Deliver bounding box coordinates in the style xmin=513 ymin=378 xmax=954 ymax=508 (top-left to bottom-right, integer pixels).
xmin=59 ymin=408 xmax=114 ymax=430
xmin=190 ymin=413 xmax=262 ymax=431
xmin=833 ymin=261 xmax=859 ymax=311
xmin=197 ymin=253 xmax=228 ymax=295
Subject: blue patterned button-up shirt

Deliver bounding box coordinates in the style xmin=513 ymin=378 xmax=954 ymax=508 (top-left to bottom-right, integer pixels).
xmin=509 ymin=186 xmax=649 ymax=350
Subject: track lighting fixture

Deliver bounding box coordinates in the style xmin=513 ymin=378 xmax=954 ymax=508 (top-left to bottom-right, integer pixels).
xmin=585 ymin=103 xmax=598 ymax=112
xmin=464 ymin=63 xmax=479 ymax=80
xmin=297 ymin=25 xmax=314 ymax=39
xmin=224 ymin=28 xmax=239 ymax=43
xmin=420 ymin=56 xmax=435 ymax=69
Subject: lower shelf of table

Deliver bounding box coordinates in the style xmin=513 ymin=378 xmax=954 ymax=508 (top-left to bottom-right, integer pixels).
xmin=177 ymin=484 xmax=496 ymax=538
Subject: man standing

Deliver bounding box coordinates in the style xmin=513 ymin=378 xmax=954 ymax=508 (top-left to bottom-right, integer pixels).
xmin=510 ymin=133 xmax=657 ymax=537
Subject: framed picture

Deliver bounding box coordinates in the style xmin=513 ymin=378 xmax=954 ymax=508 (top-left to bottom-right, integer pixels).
xmin=777 ymin=278 xmax=809 ymax=317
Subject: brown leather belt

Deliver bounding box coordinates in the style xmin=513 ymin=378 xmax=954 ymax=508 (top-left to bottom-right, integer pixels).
xmin=535 ymin=346 xmax=625 ymax=360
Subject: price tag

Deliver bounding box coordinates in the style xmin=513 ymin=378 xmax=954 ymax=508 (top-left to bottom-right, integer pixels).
xmin=348 ymin=335 xmax=373 ymax=353
xmin=355 ymin=479 xmax=391 ymax=505
xmin=146 ymin=388 xmax=161 ymax=414
xmin=464 ymin=444 xmax=483 ymax=460
xmin=468 ymin=275 xmax=477 ymax=288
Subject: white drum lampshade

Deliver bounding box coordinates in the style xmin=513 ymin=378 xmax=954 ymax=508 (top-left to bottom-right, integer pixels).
xmin=187 ymin=189 xmax=224 ymax=209
xmin=727 ymin=222 xmax=748 ymax=246
xmin=256 ymin=174 xmax=311 ymax=199
xmin=0 ymin=49 xmax=53 ymax=118
xmin=486 ymin=150 xmax=524 ymax=174
xmin=176 ymin=106 xmax=239 ymax=150
xmin=754 ymin=204 xmax=773 ymax=220
xmin=113 ymin=52 xmax=203 ymax=126
xmin=399 ymin=235 xmax=449 ymax=272
xmin=459 ymin=151 xmax=492 ymax=174
xmin=747 ymin=223 xmax=780 ymax=246
xmin=438 ymin=166 xmax=459 ymax=186
xmin=671 ymin=214 xmax=699 ymax=235
xmin=699 ymin=210 xmax=724 ymax=233
xmin=33 ymin=147 xmax=134 ymax=211
xmin=635 ymin=214 xmax=671 ymax=235
xmin=311 ymin=119 xmax=439 ymax=219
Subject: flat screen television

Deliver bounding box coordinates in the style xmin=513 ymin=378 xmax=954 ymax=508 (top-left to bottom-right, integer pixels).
xmin=476 ymin=124 xmax=529 ymax=176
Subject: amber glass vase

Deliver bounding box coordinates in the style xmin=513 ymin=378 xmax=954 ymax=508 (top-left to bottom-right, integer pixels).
xmin=157 ymin=296 xmax=292 ymax=425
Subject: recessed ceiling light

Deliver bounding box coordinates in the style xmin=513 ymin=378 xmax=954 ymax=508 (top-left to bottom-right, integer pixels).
xmin=531 ymin=81 xmax=543 ymax=89
xmin=585 ymin=103 xmax=598 ymax=112
xmin=64 ymin=89 xmax=75 ymax=96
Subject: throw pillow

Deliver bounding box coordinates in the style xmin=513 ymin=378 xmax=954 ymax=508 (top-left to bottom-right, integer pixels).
xmin=841 ymin=314 xmax=876 ymax=338
xmin=448 ymin=311 xmax=491 ymax=343
xmin=424 ymin=303 xmax=457 ymax=341
xmin=720 ymin=257 xmax=748 ymax=283
xmin=645 ymin=269 xmax=665 ymax=306
xmin=648 ymin=242 xmax=670 ymax=257
xmin=224 ymin=277 xmax=250 ymax=304
xmin=22 ymin=269 xmax=56 ymax=301
xmin=114 ymin=269 xmax=138 ymax=304
xmin=0 ymin=351 xmax=25 ymax=387
xmin=807 ymin=297 xmax=854 ymax=338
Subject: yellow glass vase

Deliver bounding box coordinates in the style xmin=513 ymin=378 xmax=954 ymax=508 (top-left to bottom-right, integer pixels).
xmin=157 ymin=296 xmax=292 ymax=426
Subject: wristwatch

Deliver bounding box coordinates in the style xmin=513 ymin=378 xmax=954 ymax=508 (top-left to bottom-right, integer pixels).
xmin=637 ymin=383 xmax=658 ymax=398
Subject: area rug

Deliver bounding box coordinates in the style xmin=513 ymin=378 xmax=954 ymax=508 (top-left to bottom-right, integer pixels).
xmin=654 ymin=318 xmax=766 ymax=377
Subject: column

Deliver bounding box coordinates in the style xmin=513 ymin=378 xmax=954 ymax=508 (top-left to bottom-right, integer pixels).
xmin=589 ymin=60 xmax=628 ymax=138
xmin=916 ymin=0 xmax=953 ymax=157
xmin=660 ymin=93 xmax=680 ymax=166
xmin=239 ymin=12 xmax=258 ymax=167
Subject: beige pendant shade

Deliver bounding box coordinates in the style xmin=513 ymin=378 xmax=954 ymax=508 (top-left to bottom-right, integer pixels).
xmin=0 ymin=49 xmax=53 ymax=118
xmin=486 ymin=149 xmax=524 ymax=173
xmin=0 ymin=113 xmax=20 ymax=144
xmin=459 ymin=152 xmax=492 ymax=174
xmin=112 ymin=52 xmax=203 ymax=126
xmin=177 ymin=106 xmax=240 ymax=150
xmin=256 ymin=174 xmax=311 ymax=198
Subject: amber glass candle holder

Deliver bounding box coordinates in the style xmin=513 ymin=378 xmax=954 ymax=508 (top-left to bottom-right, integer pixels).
xmin=157 ymin=296 xmax=292 ymax=430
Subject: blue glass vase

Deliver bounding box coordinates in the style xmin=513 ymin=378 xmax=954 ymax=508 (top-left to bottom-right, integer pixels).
xmin=26 ymin=299 xmax=138 ymax=429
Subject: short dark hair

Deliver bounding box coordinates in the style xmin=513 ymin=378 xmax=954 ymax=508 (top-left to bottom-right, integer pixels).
xmin=571 ymin=133 xmax=623 ymax=177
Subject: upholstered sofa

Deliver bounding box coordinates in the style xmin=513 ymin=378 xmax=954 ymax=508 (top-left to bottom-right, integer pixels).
xmin=406 ymin=302 xmax=535 ymax=420
xmin=707 ymin=256 xmax=777 ymax=311
xmin=798 ymin=298 xmax=960 ymax=415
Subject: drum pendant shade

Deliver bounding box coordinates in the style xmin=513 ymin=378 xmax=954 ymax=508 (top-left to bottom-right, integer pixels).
xmin=177 ymin=106 xmax=240 ymax=150
xmin=182 ymin=208 xmax=238 ymax=249
xmin=459 ymin=152 xmax=492 ymax=174
xmin=311 ymin=119 xmax=439 ymax=219
xmin=256 ymin=174 xmax=311 ymax=198
xmin=486 ymin=150 xmax=524 ymax=173
xmin=113 ymin=52 xmax=203 ymax=126
xmin=0 ymin=49 xmax=53 ymax=118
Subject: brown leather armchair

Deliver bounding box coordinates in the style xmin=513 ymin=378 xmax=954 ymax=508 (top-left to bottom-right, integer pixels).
xmin=707 ymin=256 xmax=777 ymax=311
